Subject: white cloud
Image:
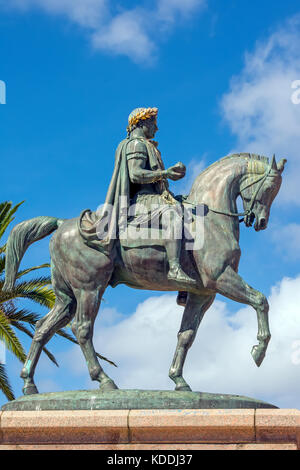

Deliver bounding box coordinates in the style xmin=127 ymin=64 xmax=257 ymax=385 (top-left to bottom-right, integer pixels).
xmin=92 ymin=8 xmax=156 ymax=64
xmin=2 ymin=0 xmax=108 ymax=29
xmin=58 ymin=275 xmax=300 ymax=409
xmin=221 ymin=15 xmax=300 ymax=205
xmin=1 ymin=0 xmax=206 ymax=63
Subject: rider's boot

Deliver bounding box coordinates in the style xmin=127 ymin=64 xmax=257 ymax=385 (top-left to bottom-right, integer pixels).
xmin=168 ymin=259 xmax=196 ymax=284
xmin=165 ymin=231 xmax=196 ymax=285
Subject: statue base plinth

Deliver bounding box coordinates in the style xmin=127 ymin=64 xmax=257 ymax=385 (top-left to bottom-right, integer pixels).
xmin=1 ymin=389 xmax=277 ymax=411
xmin=0 ymin=408 xmax=299 ymax=450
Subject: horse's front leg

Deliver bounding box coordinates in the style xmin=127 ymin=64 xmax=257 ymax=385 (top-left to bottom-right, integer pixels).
xmin=213 ymin=265 xmax=270 ymax=366
xmin=169 ymin=293 xmax=215 ymax=391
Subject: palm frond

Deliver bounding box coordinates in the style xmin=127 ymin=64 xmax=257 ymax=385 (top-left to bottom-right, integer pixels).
xmin=0 ymin=309 xmax=26 ymax=362
xmin=55 ymin=328 xmax=117 ymax=367
xmin=96 ymin=352 xmax=118 ymax=368
xmin=0 ymin=363 xmax=15 ymax=401
xmin=4 ymin=306 xmax=41 ymax=325
xmin=55 ymin=328 xmax=77 ymax=344
xmin=16 ymin=263 xmax=50 ymax=279
xmin=0 ymin=201 xmax=24 ymax=241
xmin=0 ymin=278 xmax=55 ymax=308
xmin=14 ymin=277 xmax=52 ymax=289
xmin=0 ymin=202 xmax=12 ymax=223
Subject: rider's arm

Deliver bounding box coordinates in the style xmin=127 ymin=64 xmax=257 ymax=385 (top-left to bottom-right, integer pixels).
xmin=127 ymin=140 xmax=167 ymax=184
xmin=128 ymin=157 xmax=167 ymax=184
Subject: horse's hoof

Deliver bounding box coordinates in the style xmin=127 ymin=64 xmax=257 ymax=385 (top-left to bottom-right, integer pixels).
xmin=100 ymin=379 xmax=118 ymax=391
xmin=23 ymin=384 xmax=39 ymax=395
xmin=251 ymin=345 xmax=265 ymax=367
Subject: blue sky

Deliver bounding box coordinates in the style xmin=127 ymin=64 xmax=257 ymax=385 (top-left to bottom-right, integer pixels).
xmin=1 ymin=0 xmax=300 ymax=408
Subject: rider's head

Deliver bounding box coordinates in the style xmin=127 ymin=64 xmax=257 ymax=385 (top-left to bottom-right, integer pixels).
xmin=127 ymin=107 xmax=158 ymax=139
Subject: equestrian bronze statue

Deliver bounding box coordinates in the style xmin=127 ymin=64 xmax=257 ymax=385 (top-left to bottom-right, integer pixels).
xmin=4 ymin=107 xmax=286 ymax=396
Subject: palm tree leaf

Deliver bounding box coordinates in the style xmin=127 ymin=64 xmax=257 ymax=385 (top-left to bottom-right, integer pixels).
xmin=16 ymin=264 xmax=50 ymax=279
xmin=0 ymin=201 xmax=22 ymax=221
xmin=0 ymin=309 xmax=26 ymax=362
xmin=4 ymin=200 xmax=24 ymax=218
xmin=55 ymin=328 xmax=78 ymax=344
xmin=12 ymin=322 xmax=59 ymax=367
xmin=0 ymin=279 xmax=55 ymax=308
xmin=0 ymin=202 xmax=12 ymax=223
xmin=15 ymin=286 xmax=55 ymax=308
xmin=55 ymin=328 xmax=117 ymax=367
xmin=0 ymin=363 xmax=15 ymax=401
xmin=14 ymin=276 xmax=52 ymax=288
xmin=0 ymin=275 xmax=52 ymax=290
xmin=96 ymin=352 xmax=117 ymax=367
xmin=4 ymin=306 xmax=41 ymax=325
xmin=0 ymin=201 xmax=24 ymax=240
xmin=0 ymin=244 xmax=6 ymax=254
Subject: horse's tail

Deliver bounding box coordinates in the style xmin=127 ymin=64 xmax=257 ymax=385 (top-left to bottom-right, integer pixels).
xmin=3 ymin=216 xmax=64 ymax=292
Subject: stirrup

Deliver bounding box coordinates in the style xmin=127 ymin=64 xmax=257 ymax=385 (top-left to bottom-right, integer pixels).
xmin=177 ymin=291 xmax=188 ymax=306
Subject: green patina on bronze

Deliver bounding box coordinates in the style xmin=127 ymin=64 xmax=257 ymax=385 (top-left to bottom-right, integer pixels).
xmin=2 ymin=389 xmax=277 ymax=411
xmin=2 ymin=107 xmax=287 ymax=409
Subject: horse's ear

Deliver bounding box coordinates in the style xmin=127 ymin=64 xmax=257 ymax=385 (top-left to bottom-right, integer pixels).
xmin=277 ymin=158 xmax=287 ymax=174
xmin=271 ymin=154 xmax=277 ymax=171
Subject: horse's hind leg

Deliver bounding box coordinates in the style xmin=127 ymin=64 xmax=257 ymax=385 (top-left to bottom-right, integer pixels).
xmin=72 ymin=287 xmax=118 ymax=391
xmin=21 ymin=290 xmax=76 ymax=395
xmin=169 ymin=293 xmax=215 ymax=391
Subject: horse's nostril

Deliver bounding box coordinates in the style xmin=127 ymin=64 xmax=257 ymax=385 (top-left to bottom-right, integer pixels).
xmin=260 ymin=218 xmax=266 ymax=229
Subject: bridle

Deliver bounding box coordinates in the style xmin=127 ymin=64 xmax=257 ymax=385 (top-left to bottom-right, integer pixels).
xmin=184 ymin=161 xmax=273 ymax=224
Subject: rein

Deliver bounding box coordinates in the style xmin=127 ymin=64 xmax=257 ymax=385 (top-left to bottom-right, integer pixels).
xmin=184 ymin=161 xmax=273 ymax=223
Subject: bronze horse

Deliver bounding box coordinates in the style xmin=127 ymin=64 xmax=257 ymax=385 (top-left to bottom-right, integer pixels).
xmin=4 ymin=153 xmax=286 ymax=395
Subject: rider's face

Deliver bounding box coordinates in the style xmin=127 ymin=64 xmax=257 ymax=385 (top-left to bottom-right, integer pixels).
xmin=143 ymin=119 xmax=158 ymax=139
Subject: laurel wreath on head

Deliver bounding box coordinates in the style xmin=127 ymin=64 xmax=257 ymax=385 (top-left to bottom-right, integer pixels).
xmin=127 ymin=107 xmax=158 ymax=133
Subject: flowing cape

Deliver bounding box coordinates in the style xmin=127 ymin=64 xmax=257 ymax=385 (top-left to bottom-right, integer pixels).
xmin=78 ymin=138 xmax=131 ymax=254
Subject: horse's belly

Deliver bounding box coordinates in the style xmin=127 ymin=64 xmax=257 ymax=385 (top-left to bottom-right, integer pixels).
xmin=113 ymin=246 xmax=171 ymax=290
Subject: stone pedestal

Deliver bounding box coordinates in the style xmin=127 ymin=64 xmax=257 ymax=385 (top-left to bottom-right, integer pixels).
xmin=0 ymin=409 xmax=299 ymax=450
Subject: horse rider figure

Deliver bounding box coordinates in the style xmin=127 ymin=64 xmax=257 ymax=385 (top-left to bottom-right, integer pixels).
xmin=79 ymin=107 xmax=195 ymax=286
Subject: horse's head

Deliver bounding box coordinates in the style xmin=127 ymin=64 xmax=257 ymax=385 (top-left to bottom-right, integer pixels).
xmin=240 ymin=155 xmax=287 ymax=231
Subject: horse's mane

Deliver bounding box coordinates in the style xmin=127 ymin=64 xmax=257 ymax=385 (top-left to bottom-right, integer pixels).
xmin=200 ymin=153 xmax=270 ymax=177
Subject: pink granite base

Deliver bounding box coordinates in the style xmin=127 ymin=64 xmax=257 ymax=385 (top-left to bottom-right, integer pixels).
xmin=0 ymin=409 xmax=299 ymax=450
